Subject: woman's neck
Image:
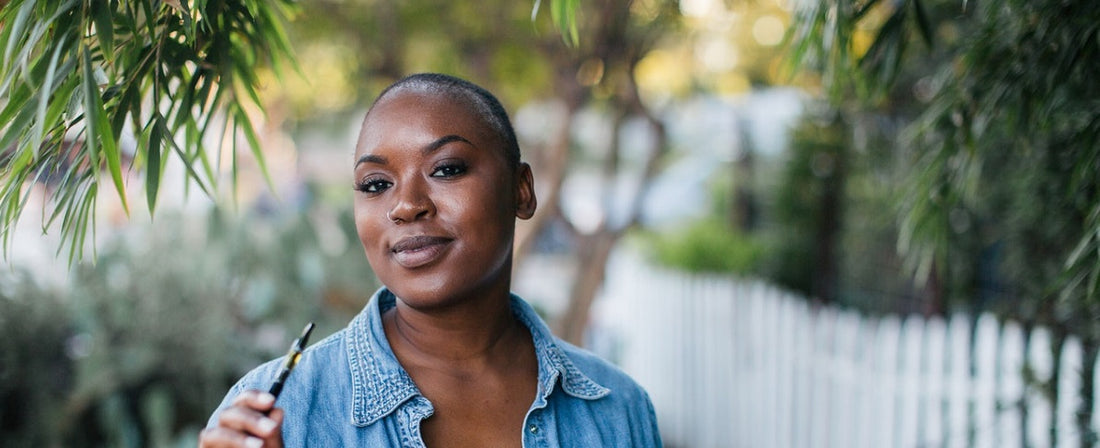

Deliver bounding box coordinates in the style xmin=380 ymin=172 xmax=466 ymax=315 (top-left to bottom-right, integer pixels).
xmin=384 ymin=283 xmax=527 ymax=370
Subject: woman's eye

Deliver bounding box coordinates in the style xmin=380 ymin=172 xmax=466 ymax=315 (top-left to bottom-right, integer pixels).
xmin=431 ymin=163 xmax=467 ymax=178
xmin=355 ymin=178 xmax=392 ymax=194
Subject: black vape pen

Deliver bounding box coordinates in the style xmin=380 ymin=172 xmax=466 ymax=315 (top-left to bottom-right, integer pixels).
xmin=269 ymin=322 xmax=315 ymax=398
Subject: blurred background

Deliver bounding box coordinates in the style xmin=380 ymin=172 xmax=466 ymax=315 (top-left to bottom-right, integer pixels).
xmin=2 ymin=0 xmax=1098 ymax=446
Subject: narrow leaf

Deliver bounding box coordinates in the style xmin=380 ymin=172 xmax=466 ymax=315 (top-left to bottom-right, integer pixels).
xmin=2 ymin=2 xmax=34 ymax=66
xmin=912 ymin=0 xmax=934 ymax=48
xmin=854 ymin=0 xmax=882 ymax=20
xmin=33 ymin=34 xmax=70 ymax=159
xmin=83 ymin=45 xmax=130 ymax=216
xmin=92 ymin=0 xmax=116 ymax=62
xmin=531 ymin=0 xmax=542 ymax=22
xmin=236 ymin=107 xmax=275 ymax=194
xmin=0 ymin=78 xmax=34 ymax=127
xmin=111 ymin=83 xmax=139 ymax=138
xmin=1066 ymin=228 xmax=1096 ymax=267
xmin=163 ymin=119 xmax=213 ymax=197
xmin=550 ymin=0 xmax=579 ymax=47
xmin=0 ymin=94 xmax=39 ymax=155
xmin=146 ymin=119 xmax=162 ymax=213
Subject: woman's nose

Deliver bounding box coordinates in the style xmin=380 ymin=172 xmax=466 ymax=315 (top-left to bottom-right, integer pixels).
xmin=386 ymin=180 xmax=434 ymax=224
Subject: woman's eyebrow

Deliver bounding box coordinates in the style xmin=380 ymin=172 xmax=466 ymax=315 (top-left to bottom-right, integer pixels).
xmin=355 ymin=135 xmax=472 ymax=168
xmin=355 ymin=154 xmax=387 ymax=167
xmin=354 ymin=134 xmax=470 ymax=168
xmin=422 ymin=134 xmax=472 ymax=155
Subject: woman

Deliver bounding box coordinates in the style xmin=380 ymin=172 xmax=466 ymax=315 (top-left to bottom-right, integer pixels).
xmin=200 ymin=73 xmax=661 ymax=447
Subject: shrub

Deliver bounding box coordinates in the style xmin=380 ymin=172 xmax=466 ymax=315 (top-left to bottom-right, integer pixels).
xmin=644 ymin=218 xmax=763 ymax=275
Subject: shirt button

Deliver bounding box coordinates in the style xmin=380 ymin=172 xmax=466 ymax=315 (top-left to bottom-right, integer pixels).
xmin=528 ymin=424 xmax=539 ymax=434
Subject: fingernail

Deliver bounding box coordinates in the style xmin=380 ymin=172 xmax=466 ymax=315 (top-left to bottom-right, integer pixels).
xmin=257 ymin=417 xmax=277 ymax=434
xmin=257 ymin=393 xmax=275 ymax=406
xmin=245 ymin=436 xmax=264 ymax=448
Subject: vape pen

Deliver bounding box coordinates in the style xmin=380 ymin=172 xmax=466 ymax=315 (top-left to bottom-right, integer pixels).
xmin=269 ymin=322 xmax=315 ymax=399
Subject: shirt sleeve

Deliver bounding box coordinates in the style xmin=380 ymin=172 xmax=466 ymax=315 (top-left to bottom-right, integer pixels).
xmin=632 ymin=388 xmax=664 ymax=447
xmin=204 ymin=363 xmax=274 ymax=429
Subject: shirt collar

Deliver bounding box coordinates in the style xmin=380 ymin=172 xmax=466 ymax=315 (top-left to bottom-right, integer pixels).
xmin=510 ymin=294 xmax=611 ymax=402
xmin=347 ymin=288 xmax=609 ymax=426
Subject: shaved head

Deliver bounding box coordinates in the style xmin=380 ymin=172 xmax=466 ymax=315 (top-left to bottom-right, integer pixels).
xmin=364 ymin=73 xmax=521 ymax=169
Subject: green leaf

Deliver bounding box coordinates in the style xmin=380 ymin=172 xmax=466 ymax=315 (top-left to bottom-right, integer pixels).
xmin=111 ymin=83 xmax=140 ymax=139
xmin=235 ymin=106 xmax=275 ymax=195
xmin=531 ymin=0 xmax=542 ymax=21
xmin=1 ymin=0 xmax=301 ymax=261
xmin=0 ymin=176 xmax=35 ymax=255
xmin=162 ymin=118 xmax=212 ymax=198
xmin=46 ymin=60 xmax=78 ymax=112
xmin=140 ymin=0 xmax=158 ymax=39
xmin=33 ymin=34 xmax=70 ymax=159
xmin=253 ymin=3 xmax=298 ymax=78
xmin=230 ymin=119 xmax=240 ymax=204
xmin=1066 ymin=222 xmax=1097 ymax=267
xmin=232 ymin=61 xmax=265 ymax=109
xmin=0 ymin=74 xmax=34 ymax=123
xmin=83 ymin=45 xmax=130 ymax=216
xmin=2 ymin=2 xmax=34 ymax=67
xmin=854 ymin=0 xmax=882 ymax=20
xmin=912 ymin=0 xmax=934 ymax=49
xmin=146 ymin=119 xmax=162 ymax=213
xmin=3 ymin=1 xmax=78 ymax=95
xmin=92 ymin=0 xmax=116 ymax=62
xmin=0 ymin=92 xmax=39 ymax=156
xmin=550 ymin=0 xmax=579 ymax=47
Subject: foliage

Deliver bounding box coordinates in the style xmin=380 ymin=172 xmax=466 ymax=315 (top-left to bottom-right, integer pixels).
xmin=279 ymin=0 xmax=585 ymax=131
xmin=537 ymin=0 xmax=580 ymax=47
xmin=761 ymin=108 xmax=848 ymax=300
xmin=0 ymin=271 xmax=72 ymax=447
xmin=640 ymin=166 xmax=764 ymax=276
xmin=788 ymin=0 xmax=1100 ymax=316
xmin=644 ymin=217 xmax=763 ymax=275
xmin=789 ymin=1 xmax=1100 ymax=442
xmin=0 ymin=198 xmax=375 ymax=446
xmin=0 ymin=0 xmax=586 ymax=266
xmin=0 ymin=0 xmax=298 ymax=261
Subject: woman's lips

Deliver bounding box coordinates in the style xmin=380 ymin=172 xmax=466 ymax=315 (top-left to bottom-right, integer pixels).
xmin=390 ymin=236 xmax=453 ymax=268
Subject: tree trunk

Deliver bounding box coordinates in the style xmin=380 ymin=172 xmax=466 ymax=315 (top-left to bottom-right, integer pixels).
xmin=556 ymin=230 xmax=619 ymax=346
xmin=730 ymin=115 xmax=757 ymax=232
xmin=812 ymin=136 xmax=844 ymax=304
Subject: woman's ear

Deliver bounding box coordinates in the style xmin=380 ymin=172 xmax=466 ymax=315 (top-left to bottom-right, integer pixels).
xmin=515 ymin=162 xmax=537 ymax=220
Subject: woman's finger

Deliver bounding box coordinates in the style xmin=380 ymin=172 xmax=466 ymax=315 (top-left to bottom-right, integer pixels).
xmin=217 ymin=404 xmax=281 ymax=439
xmin=198 ymin=426 xmax=268 ymax=448
xmin=230 ymin=390 xmax=277 ymax=413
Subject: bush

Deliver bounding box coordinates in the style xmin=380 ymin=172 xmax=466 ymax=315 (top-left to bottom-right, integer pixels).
xmin=643 ymin=218 xmax=763 ymax=275
xmin=0 ymin=271 xmax=73 ymax=446
xmin=0 ymin=201 xmax=378 ymax=446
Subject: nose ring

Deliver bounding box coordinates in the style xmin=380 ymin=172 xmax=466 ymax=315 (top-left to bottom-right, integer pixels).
xmin=387 ymin=210 xmax=403 ymax=223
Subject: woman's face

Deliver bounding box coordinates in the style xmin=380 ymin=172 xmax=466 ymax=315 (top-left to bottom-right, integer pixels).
xmin=352 ymin=90 xmax=535 ymax=309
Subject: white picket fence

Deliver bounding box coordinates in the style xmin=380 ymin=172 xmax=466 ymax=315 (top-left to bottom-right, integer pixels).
xmin=591 ymin=253 xmax=1097 ymax=448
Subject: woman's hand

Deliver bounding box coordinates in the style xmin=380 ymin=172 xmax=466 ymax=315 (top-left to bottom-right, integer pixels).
xmin=199 ymin=391 xmax=285 ymax=448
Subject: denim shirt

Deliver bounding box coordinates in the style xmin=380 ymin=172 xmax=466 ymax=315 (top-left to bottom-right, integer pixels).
xmin=207 ymin=288 xmax=662 ymax=447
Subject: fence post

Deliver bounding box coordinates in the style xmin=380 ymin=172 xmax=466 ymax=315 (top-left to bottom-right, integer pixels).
xmin=872 ymin=316 xmax=901 ymax=447
xmin=974 ymin=314 xmax=1000 ymax=448
xmin=809 ymin=307 xmax=837 ymax=446
xmin=945 ymin=315 xmax=972 ymax=448
xmin=831 ymin=310 xmax=861 ymax=448
xmin=1027 ymin=327 xmax=1054 ymax=447
xmin=923 ymin=317 xmax=947 ymax=447
xmin=998 ymin=320 xmax=1025 ymax=448
xmin=592 ymin=254 xmax=1096 ymax=448
xmin=897 ymin=315 xmax=926 ymax=447
xmin=1056 ymin=336 xmax=1083 ymax=448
